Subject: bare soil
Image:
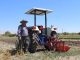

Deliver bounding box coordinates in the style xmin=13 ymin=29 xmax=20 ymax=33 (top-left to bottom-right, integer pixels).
xmin=0 ymin=37 xmax=80 ymax=60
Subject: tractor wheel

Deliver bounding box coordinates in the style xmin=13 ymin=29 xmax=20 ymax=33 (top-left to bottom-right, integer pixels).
xmin=28 ymin=42 xmax=37 ymax=53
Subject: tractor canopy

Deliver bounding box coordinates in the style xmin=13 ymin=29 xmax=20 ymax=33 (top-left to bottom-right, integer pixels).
xmin=25 ymin=8 xmax=52 ymax=15
xmin=25 ymin=8 xmax=53 ymax=35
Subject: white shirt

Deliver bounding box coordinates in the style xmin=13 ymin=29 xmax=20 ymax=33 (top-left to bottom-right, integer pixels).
xmin=17 ymin=25 xmax=28 ymax=36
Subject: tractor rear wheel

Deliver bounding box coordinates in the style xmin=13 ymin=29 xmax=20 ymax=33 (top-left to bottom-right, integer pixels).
xmin=28 ymin=42 xmax=37 ymax=53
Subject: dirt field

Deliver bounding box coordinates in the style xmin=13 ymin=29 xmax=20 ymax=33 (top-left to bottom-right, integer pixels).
xmin=0 ymin=36 xmax=80 ymax=60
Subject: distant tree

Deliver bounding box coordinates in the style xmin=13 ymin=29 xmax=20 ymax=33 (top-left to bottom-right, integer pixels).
xmin=63 ymin=32 xmax=69 ymax=35
xmin=71 ymin=33 xmax=77 ymax=35
xmin=4 ymin=31 xmax=11 ymax=36
xmin=78 ymin=32 xmax=80 ymax=35
xmin=4 ymin=31 xmax=16 ymax=37
xmin=9 ymin=34 xmax=16 ymax=37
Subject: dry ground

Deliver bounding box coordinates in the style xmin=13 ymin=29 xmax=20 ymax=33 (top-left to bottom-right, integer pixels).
xmin=0 ymin=36 xmax=80 ymax=60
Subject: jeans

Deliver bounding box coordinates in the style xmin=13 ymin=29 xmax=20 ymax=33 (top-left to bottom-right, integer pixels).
xmin=18 ymin=36 xmax=30 ymax=52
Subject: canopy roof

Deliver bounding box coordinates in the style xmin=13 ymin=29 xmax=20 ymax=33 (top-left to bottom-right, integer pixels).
xmin=25 ymin=8 xmax=53 ymax=15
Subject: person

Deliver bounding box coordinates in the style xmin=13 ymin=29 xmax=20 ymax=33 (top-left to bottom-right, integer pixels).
xmin=17 ymin=20 xmax=30 ymax=53
xmin=47 ymin=26 xmax=58 ymax=51
xmin=50 ymin=26 xmax=57 ymax=39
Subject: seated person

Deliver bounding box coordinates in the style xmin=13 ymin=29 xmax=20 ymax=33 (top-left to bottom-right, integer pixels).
xmin=50 ymin=26 xmax=58 ymax=41
xmin=51 ymin=31 xmax=57 ymax=39
xmin=46 ymin=26 xmax=58 ymax=50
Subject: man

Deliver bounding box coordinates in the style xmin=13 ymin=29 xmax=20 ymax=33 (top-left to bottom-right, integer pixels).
xmin=17 ymin=20 xmax=29 ymax=53
xmin=46 ymin=26 xmax=58 ymax=51
xmin=50 ymin=26 xmax=57 ymax=38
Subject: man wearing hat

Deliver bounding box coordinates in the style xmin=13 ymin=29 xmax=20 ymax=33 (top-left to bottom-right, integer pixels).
xmin=17 ymin=20 xmax=29 ymax=53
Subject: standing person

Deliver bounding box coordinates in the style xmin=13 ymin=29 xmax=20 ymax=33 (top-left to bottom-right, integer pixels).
xmin=17 ymin=20 xmax=30 ymax=53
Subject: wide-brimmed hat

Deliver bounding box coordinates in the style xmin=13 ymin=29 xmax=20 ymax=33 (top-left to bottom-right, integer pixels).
xmin=20 ymin=20 xmax=28 ymax=23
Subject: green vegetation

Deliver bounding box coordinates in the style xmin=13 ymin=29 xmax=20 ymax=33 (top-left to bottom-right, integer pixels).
xmin=0 ymin=34 xmax=80 ymax=60
xmin=2 ymin=31 xmax=16 ymax=37
xmin=58 ymin=35 xmax=80 ymax=40
xmin=46 ymin=28 xmax=80 ymax=40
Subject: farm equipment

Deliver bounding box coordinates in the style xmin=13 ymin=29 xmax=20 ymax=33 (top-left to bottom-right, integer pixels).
xmin=16 ymin=8 xmax=70 ymax=53
xmin=47 ymin=37 xmax=70 ymax=52
xmin=26 ymin=8 xmax=70 ymax=53
xmin=27 ymin=26 xmax=48 ymax=53
xmin=25 ymin=8 xmax=52 ymax=53
xmin=45 ymin=26 xmax=70 ymax=52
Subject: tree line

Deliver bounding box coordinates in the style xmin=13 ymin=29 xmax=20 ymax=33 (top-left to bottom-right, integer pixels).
xmin=2 ymin=31 xmax=16 ymax=37
xmin=1 ymin=28 xmax=80 ymax=37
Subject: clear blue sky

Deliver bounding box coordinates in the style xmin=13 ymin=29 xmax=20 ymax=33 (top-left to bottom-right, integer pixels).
xmin=0 ymin=0 xmax=80 ymax=33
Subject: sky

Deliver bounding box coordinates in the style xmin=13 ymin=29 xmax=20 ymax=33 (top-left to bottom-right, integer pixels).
xmin=0 ymin=0 xmax=80 ymax=34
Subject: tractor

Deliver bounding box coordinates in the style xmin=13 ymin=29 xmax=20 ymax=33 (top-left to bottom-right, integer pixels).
xmin=25 ymin=8 xmax=52 ymax=53
xmin=15 ymin=8 xmax=70 ymax=53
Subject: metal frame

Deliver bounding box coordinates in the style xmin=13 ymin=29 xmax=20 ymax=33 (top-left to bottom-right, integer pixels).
xmin=25 ymin=8 xmax=52 ymax=35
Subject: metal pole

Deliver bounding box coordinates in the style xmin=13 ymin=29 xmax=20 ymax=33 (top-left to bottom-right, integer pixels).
xmin=34 ymin=10 xmax=36 ymax=26
xmin=45 ymin=11 xmax=47 ymax=35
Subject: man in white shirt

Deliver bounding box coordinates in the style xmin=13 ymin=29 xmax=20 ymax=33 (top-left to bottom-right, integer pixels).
xmin=17 ymin=20 xmax=29 ymax=53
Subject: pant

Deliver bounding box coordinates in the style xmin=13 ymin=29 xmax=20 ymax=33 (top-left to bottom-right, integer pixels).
xmin=18 ymin=36 xmax=30 ymax=52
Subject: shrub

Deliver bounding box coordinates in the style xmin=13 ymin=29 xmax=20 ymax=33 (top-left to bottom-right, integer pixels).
xmin=63 ymin=32 xmax=69 ymax=35
xmin=4 ymin=31 xmax=16 ymax=37
xmin=78 ymin=32 xmax=80 ymax=35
